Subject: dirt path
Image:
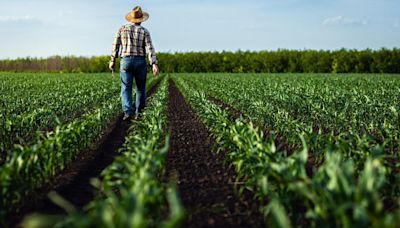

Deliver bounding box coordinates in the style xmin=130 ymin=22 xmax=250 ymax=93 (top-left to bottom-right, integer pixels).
xmin=9 ymin=80 xmax=161 ymax=228
xmin=165 ymin=80 xmax=263 ymax=227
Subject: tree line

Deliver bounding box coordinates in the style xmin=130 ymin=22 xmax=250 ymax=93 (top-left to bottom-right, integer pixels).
xmin=0 ymin=48 xmax=399 ymax=73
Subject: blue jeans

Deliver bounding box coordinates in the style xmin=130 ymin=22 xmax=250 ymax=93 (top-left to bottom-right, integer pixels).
xmin=120 ymin=56 xmax=147 ymax=116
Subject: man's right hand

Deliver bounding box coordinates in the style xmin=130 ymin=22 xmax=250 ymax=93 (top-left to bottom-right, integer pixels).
xmin=109 ymin=61 xmax=115 ymax=71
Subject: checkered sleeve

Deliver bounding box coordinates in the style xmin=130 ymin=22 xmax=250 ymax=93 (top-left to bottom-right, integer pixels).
xmin=110 ymin=28 xmax=122 ymax=63
xmin=144 ymin=29 xmax=158 ymax=65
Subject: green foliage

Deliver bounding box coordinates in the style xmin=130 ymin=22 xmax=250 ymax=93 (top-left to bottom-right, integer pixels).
xmin=0 ymin=73 xmax=120 ymax=156
xmin=0 ymin=73 xmax=159 ymax=223
xmin=21 ymin=77 xmax=185 ymax=228
xmin=173 ymin=74 xmax=400 ymax=227
xmin=1 ymin=48 xmax=400 ymax=73
xmin=183 ymin=73 xmax=400 ymax=163
xmin=0 ymin=92 xmax=121 ymax=221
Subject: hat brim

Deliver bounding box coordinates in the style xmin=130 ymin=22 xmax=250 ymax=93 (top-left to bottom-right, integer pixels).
xmin=125 ymin=11 xmax=149 ymax=23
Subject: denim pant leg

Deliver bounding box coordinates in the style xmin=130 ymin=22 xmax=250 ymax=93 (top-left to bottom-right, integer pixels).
xmin=134 ymin=59 xmax=147 ymax=114
xmin=120 ymin=60 xmax=134 ymax=116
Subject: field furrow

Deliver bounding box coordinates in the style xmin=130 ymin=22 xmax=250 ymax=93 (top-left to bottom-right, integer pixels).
xmin=20 ymin=76 xmax=186 ymax=228
xmin=164 ymin=80 xmax=263 ymax=227
xmin=0 ymin=73 xmax=161 ymax=225
xmin=7 ymin=77 xmax=163 ymax=227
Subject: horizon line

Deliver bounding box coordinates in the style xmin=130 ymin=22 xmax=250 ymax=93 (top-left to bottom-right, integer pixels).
xmin=1 ymin=47 xmax=399 ymax=61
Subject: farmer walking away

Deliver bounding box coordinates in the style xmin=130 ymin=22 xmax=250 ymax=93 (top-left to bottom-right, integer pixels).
xmin=109 ymin=6 xmax=159 ymax=121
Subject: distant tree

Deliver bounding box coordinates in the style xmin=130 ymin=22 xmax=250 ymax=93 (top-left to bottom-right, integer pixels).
xmin=0 ymin=49 xmax=399 ymax=73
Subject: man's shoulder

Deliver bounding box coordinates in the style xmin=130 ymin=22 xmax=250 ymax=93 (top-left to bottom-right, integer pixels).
xmin=120 ymin=24 xmax=133 ymax=29
xmin=120 ymin=24 xmax=148 ymax=32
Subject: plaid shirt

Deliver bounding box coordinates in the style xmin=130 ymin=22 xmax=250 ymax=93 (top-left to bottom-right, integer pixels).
xmin=111 ymin=24 xmax=158 ymax=65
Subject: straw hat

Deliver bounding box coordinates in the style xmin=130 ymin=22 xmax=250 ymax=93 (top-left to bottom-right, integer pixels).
xmin=125 ymin=6 xmax=149 ymax=23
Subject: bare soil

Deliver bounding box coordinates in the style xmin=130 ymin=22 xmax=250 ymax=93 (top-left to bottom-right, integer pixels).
xmin=164 ymin=80 xmax=264 ymax=227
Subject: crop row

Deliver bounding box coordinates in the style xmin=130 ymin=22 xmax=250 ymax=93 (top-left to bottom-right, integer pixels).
xmin=0 ymin=93 xmax=120 ymax=222
xmin=0 ymin=73 xmax=121 ymax=158
xmin=173 ymin=75 xmax=400 ymax=227
xmin=23 ymin=77 xmax=185 ymax=227
xmin=182 ymin=73 xmax=399 ymax=154
xmin=0 ymin=74 xmax=159 ymax=222
xmin=183 ymin=74 xmax=399 ymax=190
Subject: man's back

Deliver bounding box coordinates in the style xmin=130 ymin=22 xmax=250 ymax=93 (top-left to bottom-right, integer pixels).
xmin=111 ymin=24 xmax=157 ymax=67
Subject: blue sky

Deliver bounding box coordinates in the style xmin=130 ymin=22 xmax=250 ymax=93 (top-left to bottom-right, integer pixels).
xmin=0 ymin=0 xmax=399 ymax=59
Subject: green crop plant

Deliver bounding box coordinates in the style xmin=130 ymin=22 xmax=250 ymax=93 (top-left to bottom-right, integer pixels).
xmin=0 ymin=93 xmax=121 ymax=221
xmin=22 ymin=77 xmax=185 ymax=228
xmin=182 ymin=73 xmax=400 ymax=207
xmin=0 ymin=73 xmax=122 ymax=156
xmin=0 ymin=73 xmax=159 ymax=223
xmin=173 ymin=75 xmax=400 ymax=227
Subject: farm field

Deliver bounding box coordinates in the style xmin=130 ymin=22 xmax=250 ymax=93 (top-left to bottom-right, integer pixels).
xmin=0 ymin=73 xmax=399 ymax=227
xmin=0 ymin=73 xmax=119 ymax=160
xmin=0 ymin=73 xmax=161 ymax=225
xmin=175 ymin=73 xmax=400 ymax=227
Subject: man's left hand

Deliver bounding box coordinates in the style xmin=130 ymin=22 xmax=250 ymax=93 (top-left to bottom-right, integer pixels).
xmin=109 ymin=61 xmax=115 ymax=71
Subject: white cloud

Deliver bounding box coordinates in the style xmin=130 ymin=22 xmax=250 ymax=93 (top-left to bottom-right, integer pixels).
xmin=0 ymin=15 xmax=37 ymax=22
xmin=0 ymin=15 xmax=44 ymax=29
xmin=322 ymin=16 xmax=368 ymax=26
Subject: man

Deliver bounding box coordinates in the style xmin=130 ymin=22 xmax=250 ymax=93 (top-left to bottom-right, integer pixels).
xmin=109 ymin=6 xmax=159 ymax=121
